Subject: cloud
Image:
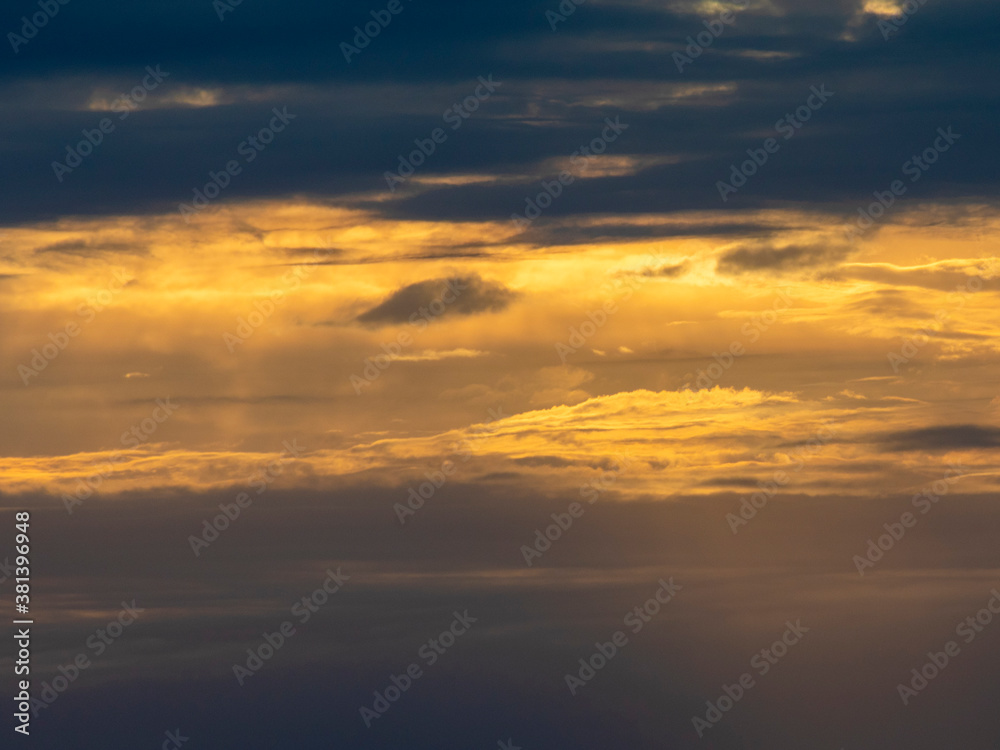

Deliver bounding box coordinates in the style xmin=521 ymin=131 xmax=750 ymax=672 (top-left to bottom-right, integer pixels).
xmin=33 ymin=239 xmax=147 ymax=257
xmin=881 ymin=424 xmax=1000 ymax=451
xmin=823 ymin=260 xmax=1000 ymax=291
xmin=843 ymin=288 xmax=927 ymax=318
xmin=355 ymin=274 xmax=517 ymax=326
xmin=716 ymin=243 xmax=849 ymax=274
xmin=512 ymin=221 xmax=773 ymax=247
xmin=637 ymin=261 xmax=689 ymax=278
xmin=511 ymin=455 xmax=578 ymax=468
xmin=395 ymin=348 xmax=489 ymax=361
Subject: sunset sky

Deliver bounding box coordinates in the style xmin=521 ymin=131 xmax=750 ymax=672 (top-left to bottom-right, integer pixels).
xmin=2 ymin=0 xmax=1000 ymax=747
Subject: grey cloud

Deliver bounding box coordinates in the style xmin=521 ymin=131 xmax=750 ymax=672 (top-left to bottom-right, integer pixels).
xmin=355 ymin=273 xmax=517 ymax=326
xmin=511 ymin=455 xmax=578 ymax=467
xmin=34 ymin=239 xmax=148 ymax=256
xmin=882 ymin=424 xmax=1000 ymax=451
xmin=844 ymin=288 xmax=928 ymax=317
xmin=823 ymin=262 xmax=997 ymax=292
xmin=716 ymin=242 xmax=850 ymax=274
xmin=5 ymin=479 xmax=1000 ymax=748
xmin=638 ymin=261 xmax=689 ymax=278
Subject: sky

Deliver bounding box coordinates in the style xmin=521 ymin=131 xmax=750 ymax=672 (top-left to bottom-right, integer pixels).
xmin=2 ymin=0 xmax=1000 ymax=747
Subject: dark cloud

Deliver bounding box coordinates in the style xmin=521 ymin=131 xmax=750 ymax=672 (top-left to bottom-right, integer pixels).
xmin=697 ymin=476 xmax=759 ymax=487
xmin=33 ymin=239 xmax=147 ymax=256
xmin=355 ymin=273 xmax=517 ymax=326
xmin=0 ymin=1 xmax=998 ymax=222
xmin=882 ymin=424 xmax=1000 ymax=451
xmin=716 ymin=243 xmax=849 ymax=274
xmin=843 ymin=288 xmax=928 ymax=317
xmin=513 ymin=221 xmax=772 ymax=247
xmin=926 ymin=329 xmax=993 ymax=340
xmin=7 ymin=482 xmax=1000 ymax=748
xmin=822 ymin=262 xmax=996 ymax=291
xmin=511 ymin=455 xmax=578 ymax=467
xmin=5 ymin=1 xmax=1000 ymax=747
xmin=638 ymin=261 xmax=689 ymax=278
